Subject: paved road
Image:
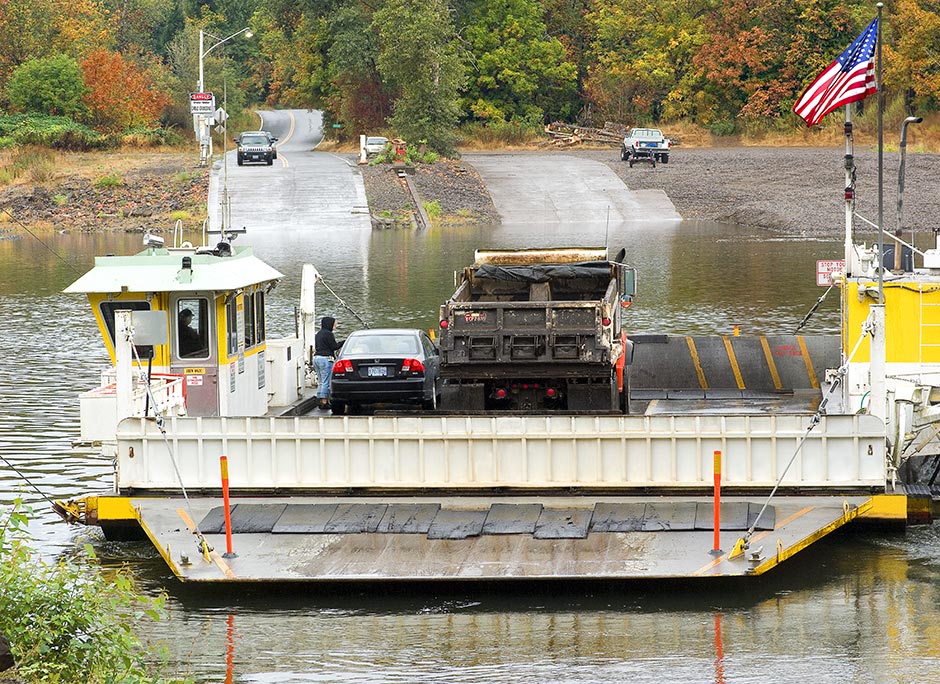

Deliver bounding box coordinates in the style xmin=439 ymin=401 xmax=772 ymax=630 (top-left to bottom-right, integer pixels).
xmin=463 ymin=152 xmax=679 ymax=226
xmin=208 ymin=109 xmax=370 ymax=233
xmin=211 ymin=114 xmax=679 ymax=234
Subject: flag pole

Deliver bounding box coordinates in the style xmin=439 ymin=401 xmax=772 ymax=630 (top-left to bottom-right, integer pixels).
xmin=871 ymin=1 xmax=888 ymax=427
xmin=877 ymin=2 xmax=884 ymax=303
xmin=844 ymin=107 xmax=854 ymax=275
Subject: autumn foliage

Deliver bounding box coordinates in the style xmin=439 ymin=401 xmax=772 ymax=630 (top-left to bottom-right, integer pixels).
xmin=80 ymin=48 xmax=171 ymax=133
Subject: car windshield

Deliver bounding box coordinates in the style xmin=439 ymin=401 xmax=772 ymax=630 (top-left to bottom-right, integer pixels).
xmin=344 ymin=333 xmax=419 ymax=355
xmin=367 ymin=137 xmax=387 ymax=145
xmin=240 ymin=135 xmax=268 ymax=145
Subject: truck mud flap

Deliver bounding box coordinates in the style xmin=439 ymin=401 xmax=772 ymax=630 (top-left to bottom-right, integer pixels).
xmin=567 ymin=379 xmax=619 ymax=411
xmin=441 ymin=382 xmax=485 ymax=410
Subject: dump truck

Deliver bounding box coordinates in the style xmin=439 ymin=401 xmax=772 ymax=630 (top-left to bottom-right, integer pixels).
xmin=437 ymin=248 xmax=636 ymax=412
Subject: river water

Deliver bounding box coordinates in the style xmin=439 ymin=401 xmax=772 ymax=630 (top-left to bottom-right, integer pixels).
xmin=3 ymin=219 xmax=940 ymax=683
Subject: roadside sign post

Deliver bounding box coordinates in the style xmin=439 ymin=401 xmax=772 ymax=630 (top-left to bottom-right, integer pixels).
xmin=190 ymin=92 xmax=216 ymax=165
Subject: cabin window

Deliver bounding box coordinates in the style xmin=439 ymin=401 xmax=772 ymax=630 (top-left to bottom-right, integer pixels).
xmin=226 ymin=297 xmax=239 ymax=356
xmin=99 ymin=301 xmax=153 ymax=359
xmin=255 ymin=291 xmax=266 ymax=344
xmin=177 ymin=298 xmax=210 ymax=359
xmin=244 ymin=292 xmax=256 ymax=348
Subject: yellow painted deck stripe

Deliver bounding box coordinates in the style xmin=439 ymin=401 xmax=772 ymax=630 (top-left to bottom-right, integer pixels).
xmin=797 ymin=336 xmax=820 ymax=389
xmin=722 ymin=336 xmax=746 ymax=390
xmin=693 ymin=506 xmax=814 ymax=575
xmin=759 ymin=336 xmax=783 ymax=390
xmin=749 ymin=500 xmax=873 ymax=576
xmin=176 ymin=508 xmax=237 ymax=579
xmin=686 ymin=337 xmax=708 ymax=389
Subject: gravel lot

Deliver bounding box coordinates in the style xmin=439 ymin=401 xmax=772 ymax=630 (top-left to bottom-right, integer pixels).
xmin=363 ymin=146 xmax=940 ymax=239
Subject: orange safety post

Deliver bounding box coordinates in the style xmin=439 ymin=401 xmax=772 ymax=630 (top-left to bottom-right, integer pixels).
xmin=711 ymin=450 xmax=722 ymax=555
xmin=220 ymin=455 xmax=235 ymax=558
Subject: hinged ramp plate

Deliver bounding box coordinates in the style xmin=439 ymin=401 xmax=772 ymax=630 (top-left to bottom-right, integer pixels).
xmin=129 ymin=495 xmax=873 ymax=582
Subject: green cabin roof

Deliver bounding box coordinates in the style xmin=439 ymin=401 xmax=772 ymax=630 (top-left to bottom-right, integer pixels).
xmin=65 ymin=245 xmax=283 ymax=294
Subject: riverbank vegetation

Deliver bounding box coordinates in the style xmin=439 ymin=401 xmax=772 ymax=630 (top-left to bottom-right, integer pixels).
xmin=0 ymin=501 xmax=189 ymax=683
xmin=0 ymin=0 xmax=938 ymax=157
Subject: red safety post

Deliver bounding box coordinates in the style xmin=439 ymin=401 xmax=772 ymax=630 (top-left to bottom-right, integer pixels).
xmin=711 ymin=450 xmax=722 ymax=555
xmin=220 ymin=455 xmax=235 ymax=558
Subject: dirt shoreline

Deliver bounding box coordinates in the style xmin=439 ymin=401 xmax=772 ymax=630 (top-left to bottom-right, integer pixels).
xmin=3 ymin=146 xmax=940 ymax=240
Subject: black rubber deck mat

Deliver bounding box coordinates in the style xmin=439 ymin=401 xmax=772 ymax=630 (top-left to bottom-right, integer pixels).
xmin=376 ymin=503 xmax=441 ymax=533
xmin=747 ymin=503 xmax=775 ymax=530
xmin=324 ymin=503 xmax=388 ymax=533
xmin=533 ymin=508 xmax=593 ymax=539
xmin=694 ymin=501 xmax=749 ymax=530
xmin=641 ymin=502 xmax=697 ymax=531
xmin=482 ymin=503 xmax=542 ymax=534
xmin=590 ymin=502 xmax=647 ymax=532
xmin=198 ymin=503 xmax=287 ymax=534
xmin=271 ymin=504 xmax=339 ymax=534
xmin=426 ymin=509 xmax=487 ymax=540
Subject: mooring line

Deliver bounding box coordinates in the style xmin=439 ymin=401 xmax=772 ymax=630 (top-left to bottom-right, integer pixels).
xmin=1 ymin=208 xmax=82 ymax=275
xmin=0 ymin=453 xmax=58 ymax=507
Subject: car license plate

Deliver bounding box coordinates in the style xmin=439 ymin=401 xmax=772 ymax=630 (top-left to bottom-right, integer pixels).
xmin=367 ymin=366 xmax=387 ymax=377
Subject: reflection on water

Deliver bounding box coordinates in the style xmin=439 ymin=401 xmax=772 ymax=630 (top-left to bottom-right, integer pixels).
xmin=3 ymin=222 xmax=933 ymax=683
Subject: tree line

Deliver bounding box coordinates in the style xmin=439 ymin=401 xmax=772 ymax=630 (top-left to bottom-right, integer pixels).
xmin=0 ymin=0 xmax=937 ymax=153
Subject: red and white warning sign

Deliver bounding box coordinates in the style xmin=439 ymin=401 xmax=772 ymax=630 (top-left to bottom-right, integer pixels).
xmin=816 ymin=259 xmax=844 ymax=286
xmin=189 ymin=92 xmax=215 ymax=115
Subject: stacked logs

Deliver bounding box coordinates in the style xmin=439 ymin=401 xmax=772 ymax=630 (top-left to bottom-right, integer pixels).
xmin=541 ymin=122 xmax=627 ymax=147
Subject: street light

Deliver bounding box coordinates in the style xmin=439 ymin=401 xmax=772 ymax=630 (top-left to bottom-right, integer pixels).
xmin=195 ymin=26 xmax=252 ymax=164
xmin=895 ymin=115 xmax=922 ymax=270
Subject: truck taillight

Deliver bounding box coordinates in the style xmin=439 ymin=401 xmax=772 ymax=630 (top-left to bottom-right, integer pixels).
xmin=495 ymin=388 xmax=507 ymax=399
xmin=546 ymin=388 xmax=557 ymax=398
xmin=440 ymin=319 xmax=449 ymax=328
xmin=332 ymin=359 xmax=353 ymax=374
xmin=602 ymin=317 xmax=611 ymax=326
xmin=401 ymin=358 xmax=425 ymax=373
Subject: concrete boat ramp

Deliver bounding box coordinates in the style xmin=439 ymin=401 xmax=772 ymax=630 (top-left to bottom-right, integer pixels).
xmin=127 ymin=494 xmax=875 ymax=582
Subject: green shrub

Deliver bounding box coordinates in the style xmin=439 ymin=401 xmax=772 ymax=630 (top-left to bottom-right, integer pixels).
xmin=94 ymin=173 xmax=123 ymax=188
xmin=7 ymin=55 xmax=88 ymax=119
xmin=122 ymin=126 xmax=185 ymax=148
xmin=423 ymin=199 xmax=442 ymax=221
xmin=706 ymin=119 xmax=737 ymax=136
xmin=0 ymin=500 xmax=184 ymax=684
xmin=0 ymin=114 xmax=106 ymax=150
xmin=173 ymin=171 xmax=201 ymax=184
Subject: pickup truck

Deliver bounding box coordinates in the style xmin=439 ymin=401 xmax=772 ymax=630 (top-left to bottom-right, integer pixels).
xmin=620 ymin=128 xmax=670 ymax=166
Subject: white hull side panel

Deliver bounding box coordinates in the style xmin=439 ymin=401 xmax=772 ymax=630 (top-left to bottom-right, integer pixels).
xmin=115 ymin=414 xmax=886 ymax=491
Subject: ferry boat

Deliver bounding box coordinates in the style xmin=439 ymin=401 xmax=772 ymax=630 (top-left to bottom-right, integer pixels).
xmin=52 ymin=211 xmax=940 ymax=583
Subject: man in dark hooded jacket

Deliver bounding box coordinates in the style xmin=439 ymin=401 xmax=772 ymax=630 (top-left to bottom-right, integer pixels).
xmin=313 ymin=316 xmax=343 ymax=409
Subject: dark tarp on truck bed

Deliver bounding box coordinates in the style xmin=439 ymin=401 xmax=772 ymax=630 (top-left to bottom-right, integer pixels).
xmin=473 ymin=261 xmax=612 ymax=283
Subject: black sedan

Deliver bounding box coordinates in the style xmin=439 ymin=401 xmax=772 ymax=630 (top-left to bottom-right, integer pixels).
xmin=329 ymin=328 xmax=440 ymax=414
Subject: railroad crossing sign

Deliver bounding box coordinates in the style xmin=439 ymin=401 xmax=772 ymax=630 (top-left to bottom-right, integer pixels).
xmin=189 ymin=92 xmax=215 ymax=115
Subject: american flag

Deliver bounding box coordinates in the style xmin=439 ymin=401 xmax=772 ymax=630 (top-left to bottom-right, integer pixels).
xmin=793 ymin=18 xmax=879 ymax=127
